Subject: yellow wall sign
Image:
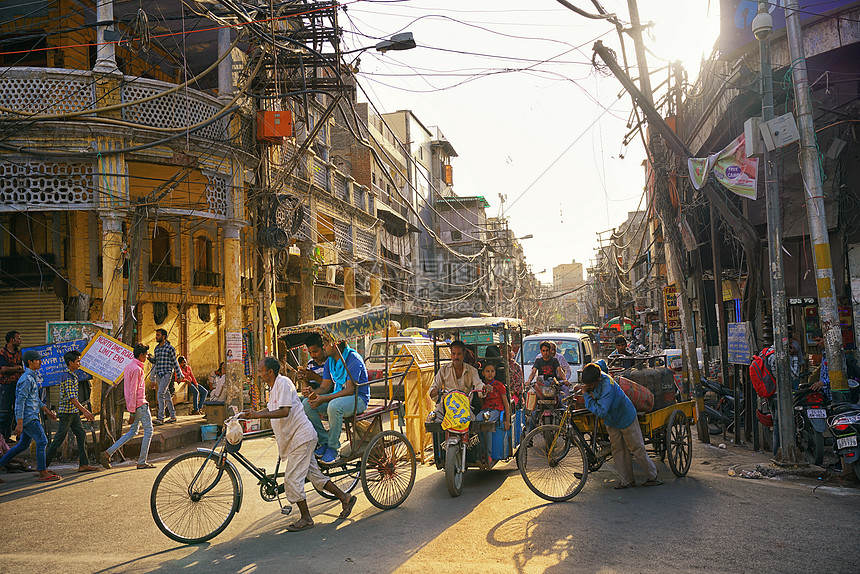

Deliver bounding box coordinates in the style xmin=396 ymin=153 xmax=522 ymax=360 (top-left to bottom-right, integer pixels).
xmin=79 ymin=331 xmax=135 ymax=384
xmin=663 ymin=285 xmax=681 ymax=331
xmin=269 ymin=300 xmax=280 ymax=327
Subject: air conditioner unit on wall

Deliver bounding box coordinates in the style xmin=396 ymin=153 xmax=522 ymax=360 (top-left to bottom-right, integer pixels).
xmin=326 ymin=266 xmax=337 ymax=284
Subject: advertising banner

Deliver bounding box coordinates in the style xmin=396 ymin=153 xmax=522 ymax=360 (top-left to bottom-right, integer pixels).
xmin=687 ymin=134 xmax=758 ymax=199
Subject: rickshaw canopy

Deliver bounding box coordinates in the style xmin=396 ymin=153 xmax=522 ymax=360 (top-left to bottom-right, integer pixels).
xmin=278 ymin=305 xmax=390 ymax=349
xmin=426 ymin=316 xmax=525 ymax=332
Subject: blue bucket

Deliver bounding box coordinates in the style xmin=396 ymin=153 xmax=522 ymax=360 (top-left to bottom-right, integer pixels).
xmin=201 ymin=424 xmax=219 ymax=441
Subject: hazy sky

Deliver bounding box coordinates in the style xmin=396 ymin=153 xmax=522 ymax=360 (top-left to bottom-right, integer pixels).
xmin=344 ymin=1 xmax=721 ymax=283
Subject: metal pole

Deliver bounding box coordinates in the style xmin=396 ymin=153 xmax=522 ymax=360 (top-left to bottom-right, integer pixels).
xmin=710 ymin=206 xmax=735 ymax=441
xmin=758 ymin=0 xmax=798 ymax=462
xmin=783 ymin=0 xmax=848 ymax=401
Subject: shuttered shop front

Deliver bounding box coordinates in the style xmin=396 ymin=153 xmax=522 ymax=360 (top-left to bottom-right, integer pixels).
xmin=0 ymin=289 xmax=64 ymax=346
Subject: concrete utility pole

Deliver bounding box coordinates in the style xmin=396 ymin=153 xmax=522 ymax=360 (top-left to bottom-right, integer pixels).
xmin=757 ymin=0 xmax=798 ymax=462
xmin=594 ymin=30 xmax=709 ymax=442
xmin=783 ymin=0 xmax=848 ymax=401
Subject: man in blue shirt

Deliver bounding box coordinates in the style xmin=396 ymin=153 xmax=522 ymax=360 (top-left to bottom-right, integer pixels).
xmin=0 ymin=350 xmax=60 ymax=482
xmin=577 ymin=363 xmax=660 ymax=489
xmin=301 ymin=335 xmax=369 ymax=464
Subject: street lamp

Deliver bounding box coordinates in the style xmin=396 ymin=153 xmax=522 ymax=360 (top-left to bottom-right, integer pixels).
xmin=343 ymin=32 xmax=417 ymax=55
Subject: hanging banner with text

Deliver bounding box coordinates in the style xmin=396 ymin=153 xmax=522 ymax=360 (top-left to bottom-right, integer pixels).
xmin=687 ymin=133 xmax=758 ymax=199
xmin=663 ymin=285 xmax=681 ymax=332
xmin=22 ymin=339 xmax=88 ymax=388
xmin=79 ymin=331 xmax=135 ymax=384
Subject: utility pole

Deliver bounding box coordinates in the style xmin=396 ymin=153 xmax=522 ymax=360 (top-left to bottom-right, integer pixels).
xmin=757 ymin=0 xmax=798 ymax=462
xmin=594 ymin=23 xmax=709 ymax=440
xmin=783 ymin=0 xmax=848 ymax=402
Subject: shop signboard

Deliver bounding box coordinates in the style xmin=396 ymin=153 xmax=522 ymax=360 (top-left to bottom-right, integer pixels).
xmin=663 ymin=285 xmax=681 ymax=331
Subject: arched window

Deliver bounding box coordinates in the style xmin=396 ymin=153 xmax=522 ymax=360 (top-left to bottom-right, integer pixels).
xmin=151 ymin=226 xmax=172 ymax=266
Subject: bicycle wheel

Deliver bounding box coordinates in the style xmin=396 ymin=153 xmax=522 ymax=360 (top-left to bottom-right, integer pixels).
xmin=151 ymin=452 xmax=241 ymax=544
xmin=361 ymin=430 xmax=416 ymax=510
xmin=314 ymin=460 xmax=360 ymax=500
xmin=519 ymin=424 xmax=588 ymax=502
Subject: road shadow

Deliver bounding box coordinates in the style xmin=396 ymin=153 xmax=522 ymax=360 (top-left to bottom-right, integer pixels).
xmin=488 ymin=459 xmax=713 ymax=573
xmin=138 ymin=464 xmax=515 ymax=573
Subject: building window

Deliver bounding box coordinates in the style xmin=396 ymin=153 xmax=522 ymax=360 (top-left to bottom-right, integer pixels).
xmin=151 ymin=226 xmax=172 ymax=266
xmin=193 ymin=235 xmax=220 ymax=287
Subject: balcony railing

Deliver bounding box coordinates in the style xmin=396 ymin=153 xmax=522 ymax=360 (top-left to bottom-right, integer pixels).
xmin=149 ymin=263 xmax=181 ymax=284
xmin=0 ymin=68 xmax=246 ymax=150
xmin=192 ymin=270 xmax=221 ymax=287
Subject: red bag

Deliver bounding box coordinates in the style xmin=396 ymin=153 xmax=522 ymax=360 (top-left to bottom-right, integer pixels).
xmin=617 ymin=376 xmax=655 ymax=413
xmin=749 ymin=348 xmax=776 ymax=398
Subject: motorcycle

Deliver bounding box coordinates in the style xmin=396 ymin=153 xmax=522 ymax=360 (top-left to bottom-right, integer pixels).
xmin=525 ymin=376 xmax=563 ymax=435
xmin=702 ymin=377 xmax=742 ymax=435
xmin=827 ymin=405 xmax=860 ymax=481
xmin=792 ymin=386 xmax=829 ymax=466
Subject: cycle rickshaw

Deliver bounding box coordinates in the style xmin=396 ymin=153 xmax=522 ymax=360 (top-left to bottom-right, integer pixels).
xmin=518 ymin=385 xmax=696 ymax=502
xmin=150 ymin=305 xmax=417 ymax=544
xmin=424 ymin=317 xmax=526 ymax=497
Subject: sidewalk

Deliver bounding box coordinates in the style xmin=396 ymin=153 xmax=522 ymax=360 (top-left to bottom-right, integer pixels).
xmin=692 ymin=436 xmax=860 ymax=489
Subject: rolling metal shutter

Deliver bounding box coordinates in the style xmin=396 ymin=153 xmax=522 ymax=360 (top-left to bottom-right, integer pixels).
xmin=0 ymin=289 xmax=64 ymax=347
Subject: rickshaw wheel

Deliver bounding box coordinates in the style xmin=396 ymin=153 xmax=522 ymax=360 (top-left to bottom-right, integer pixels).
xmin=361 ymin=430 xmax=416 ymax=510
xmin=667 ymin=410 xmax=693 ymax=476
xmin=314 ymin=461 xmax=360 ymax=500
xmin=519 ymin=425 xmax=588 ymax=502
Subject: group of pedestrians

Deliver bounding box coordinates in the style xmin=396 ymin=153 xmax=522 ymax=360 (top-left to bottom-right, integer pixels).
xmin=0 ymin=327 xmax=217 ymax=482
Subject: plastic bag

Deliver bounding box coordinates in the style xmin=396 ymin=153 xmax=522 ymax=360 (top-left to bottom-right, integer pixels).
xmin=225 ymin=420 xmax=244 ymax=445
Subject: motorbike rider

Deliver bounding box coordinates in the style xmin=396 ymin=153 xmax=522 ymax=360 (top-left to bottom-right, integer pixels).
xmin=527 ymin=341 xmax=565 ymax=386
xmin=428 ymin=340 xmax=483 ymax=422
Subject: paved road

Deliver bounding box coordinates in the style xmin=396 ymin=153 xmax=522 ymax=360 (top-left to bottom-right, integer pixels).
xmin=2 ymin=436 xmax=858 ymax=574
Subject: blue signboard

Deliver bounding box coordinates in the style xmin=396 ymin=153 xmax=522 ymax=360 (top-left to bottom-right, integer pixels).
xmin=22 ymin=339 xmax=88 ymax=387
xmin=727 ymin=322 xmax=754 ymax=365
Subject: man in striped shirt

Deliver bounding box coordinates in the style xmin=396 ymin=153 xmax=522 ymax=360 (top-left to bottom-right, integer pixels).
xmin=45 ymin=350 xmax=100 ymax=472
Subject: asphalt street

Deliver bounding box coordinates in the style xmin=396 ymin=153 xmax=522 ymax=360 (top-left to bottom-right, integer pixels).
xmin=1 ymin=435 xmax=858 ymax=574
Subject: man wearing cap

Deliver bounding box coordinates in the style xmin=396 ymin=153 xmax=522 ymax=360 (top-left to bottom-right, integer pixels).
xmin=576 ymin=362 xmax=660 ymax=489
xmin=0 ymin=349 xmax=60 ymax=482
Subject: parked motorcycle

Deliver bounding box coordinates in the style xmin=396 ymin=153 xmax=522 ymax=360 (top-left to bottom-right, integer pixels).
xmin=702 ymin=377 xmax=742 ymax=435
xmin=828 ymin=405 xmax=860 ymax=481
xmin=792 ymin=386 xmax=829 ymax=466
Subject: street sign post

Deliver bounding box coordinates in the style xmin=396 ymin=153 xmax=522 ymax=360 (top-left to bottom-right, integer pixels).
xmin=727 ymin=322 xmax=755 ymax=365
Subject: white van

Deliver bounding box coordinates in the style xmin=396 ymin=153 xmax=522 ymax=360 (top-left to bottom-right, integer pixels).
xmin=517 ymin=332 xmax=596 ymax=384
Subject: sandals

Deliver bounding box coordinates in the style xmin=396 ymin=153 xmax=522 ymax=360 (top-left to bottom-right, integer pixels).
xmin=339 ymin=495 xmax=357 ymax=519
xmin=642 ymin=479 xmax=663 ymax=487
xmin=77 ymin=465 xmax=102 ymax=472
xmin=37 ymin=473 xmax=62 ymax=482
xmin=614 ymin=482 xmax=635 ymax=489
xmin=286 ymin=520 xmax=315 ymax=532
xmin=137 ymin=463 xmax=156 ymax=469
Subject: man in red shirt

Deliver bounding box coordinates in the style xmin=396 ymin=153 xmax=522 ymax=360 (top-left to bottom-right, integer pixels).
xmin=100 ymin=344 xmax=156 ymax=469
xmin=0 ymin=330 xmax=23 ymax=441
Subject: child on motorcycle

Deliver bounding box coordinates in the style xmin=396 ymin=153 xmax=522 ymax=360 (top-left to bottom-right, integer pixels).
xmin=478 ymin=364 xmax=510 ymax=430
